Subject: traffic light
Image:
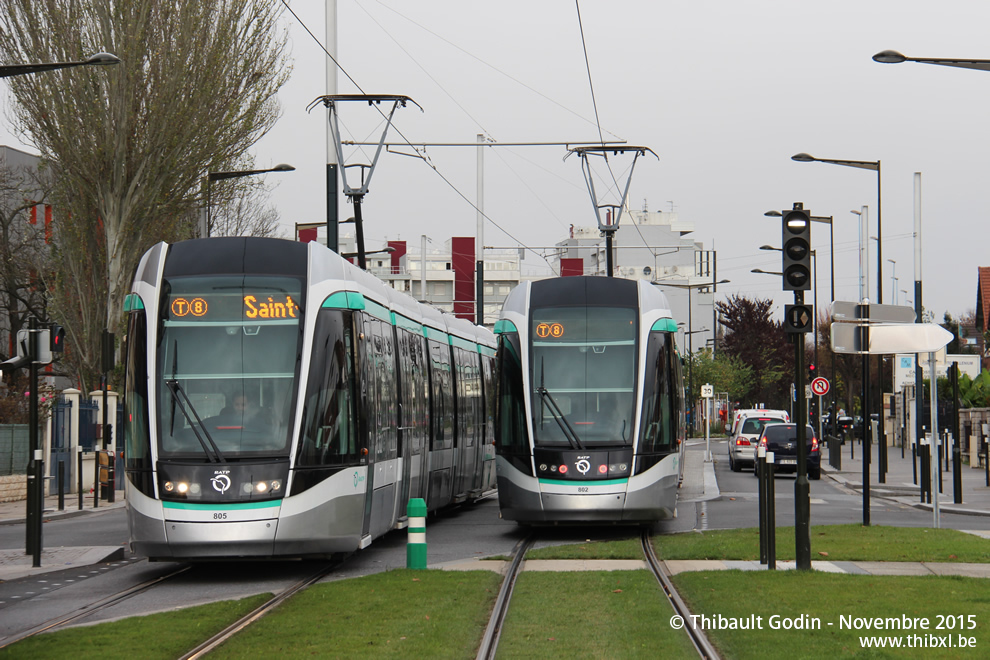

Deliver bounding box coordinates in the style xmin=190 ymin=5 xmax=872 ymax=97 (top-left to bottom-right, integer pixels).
xmin=781 ymin=206 xmax=812 ymax=291
xmin=784 ymin=303 xmax=814 ymax=334
xmin=808 ymin=363 xmax=816 ymax=380
xmin=50 ymin=324 xmax=65 ymax=353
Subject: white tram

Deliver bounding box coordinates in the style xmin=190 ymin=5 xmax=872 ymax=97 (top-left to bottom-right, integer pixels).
xmin=493 ymin=276 xmax=686 ymax=523
xmin=123 ymin=237 xmax=495 ymax=559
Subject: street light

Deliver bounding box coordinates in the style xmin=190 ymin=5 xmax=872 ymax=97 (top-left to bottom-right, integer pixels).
xmin=791 ymin=152 xmax=883 ymax=304
xmin=203 ymin=164 xmax=295 ymax=237
xmin=0 ymin=52 xmax=120 ymax=78
xmin=1 ymin=49 xmax=121 ymax=569
xmin=873 ymin=50 xmax=990 ymax=72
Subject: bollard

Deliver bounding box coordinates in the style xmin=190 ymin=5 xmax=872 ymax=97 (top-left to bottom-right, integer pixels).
xmin=753 ymin=447 xmax=768 ymax=564
xmin=58 ymin=460 xmax=65 ymax=511
xmin=766 ymin=451 xmax=776 ymax=571
xmin=406 ymin=498 xmax=427 ymax=570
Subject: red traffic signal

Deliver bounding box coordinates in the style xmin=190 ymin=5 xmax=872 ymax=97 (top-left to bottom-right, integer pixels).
xmin=50 ymin=324 xmax=65 ymax=352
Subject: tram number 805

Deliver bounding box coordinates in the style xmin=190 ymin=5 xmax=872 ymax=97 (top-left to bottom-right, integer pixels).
xmin=213 ymin=513 xmax=228 ymax=520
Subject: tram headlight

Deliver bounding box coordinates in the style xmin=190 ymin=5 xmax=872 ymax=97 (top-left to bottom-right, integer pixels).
xmin=256 ymin=481 xmax=268 ymax=493
xmin=164 ymin=481 xmax=174 ymax=492
xmin=177 ymin=482 xmax=189 ymax=494
xmin=189 ymin=483 xmax=201 ymax=495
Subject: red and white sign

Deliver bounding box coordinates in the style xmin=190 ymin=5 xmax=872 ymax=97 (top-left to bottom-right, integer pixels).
xmin=811 ymin=377 xmax=830 ymax=397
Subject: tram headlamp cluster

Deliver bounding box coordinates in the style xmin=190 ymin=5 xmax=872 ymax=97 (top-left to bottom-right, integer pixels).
xmin=241 ymin=479 xmax=282 ymax=494
xmin=163 ymin=481 xmax=202 ymax=495
xmin=163 ymin=479 xmax=280 ymax=497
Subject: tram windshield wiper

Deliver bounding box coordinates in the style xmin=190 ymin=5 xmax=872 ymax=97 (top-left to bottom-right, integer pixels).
xmin=165 ymin=342 xmax=226 ymax=463
xmin=536 ymin=358 xmax=584 ymax=450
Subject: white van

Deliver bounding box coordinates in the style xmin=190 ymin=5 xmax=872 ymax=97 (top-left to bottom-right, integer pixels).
xmin=727 ymin=409 xmax=789 ymax=472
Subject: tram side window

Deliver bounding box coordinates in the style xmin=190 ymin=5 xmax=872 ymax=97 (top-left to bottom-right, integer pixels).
xmin=124 ymin=308 xmax=154 ymax=496
xmin=360 ymin=316 xmax=398 ymax=462
xmin=428 ymin=338 xmax=453 ymax=451
xmin=494 ymin=332 xmax=527 ymax=455
xmin=298 ymin=310 xmax=358 ymax=468
xmin=638 ymin=332 xmax=675 ymax=456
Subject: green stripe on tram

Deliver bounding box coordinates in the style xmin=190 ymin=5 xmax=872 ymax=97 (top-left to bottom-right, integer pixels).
xmin=450 ymin=335 xmax=477 ymax=352
xmin=650 ymin=318 xmax=679 ymax=332
xmin=124 ymin=293 xmax=145 ymax=312
xmin=422 ymin=325 xmax=448 ymax=343
xmin=322 ymin=291 xmax=366 ymax=310
xmin=538 ymin=477 xmax=629 ymax=487
xmin=163 ymin=501 xmax=279 ymax=511
xmin=493 ymin=319 xmax=517 ymax=334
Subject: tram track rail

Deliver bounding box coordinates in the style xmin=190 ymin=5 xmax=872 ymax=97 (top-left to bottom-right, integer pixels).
xmin=0 ymin=563 xmax=193 ymax=650
xmin=641 ymin=528 xmax=720 ymax=659
xmin=180 ymin=561 xmax=340 ymax=659
xmin=475 ymin=532 xmax=534 ymax=660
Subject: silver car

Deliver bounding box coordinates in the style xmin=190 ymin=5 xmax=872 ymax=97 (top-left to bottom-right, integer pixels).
xmin=727 ymin=411 xmax=788 ymax=472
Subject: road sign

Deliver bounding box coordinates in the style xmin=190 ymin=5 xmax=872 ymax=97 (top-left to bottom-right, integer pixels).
xmin=832 ymin=322 xmax=953 ymax=355
xmin=701 ymin=383 xmax=714 ymax=398
xmin=811 ymin=377 xmax=830 ymax=396
xmin=832 ymin=301 xmax=916 ymax=324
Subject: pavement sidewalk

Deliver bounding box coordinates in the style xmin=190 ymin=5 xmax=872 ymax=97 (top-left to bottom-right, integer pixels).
xmin=0 ymin=490 xmax=127 ymax=582
xmin=820 ymin=436 xmax=990 ymax=517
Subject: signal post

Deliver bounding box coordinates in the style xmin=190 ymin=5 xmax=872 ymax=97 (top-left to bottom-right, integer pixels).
xmin=780 ymin=203 xmax=813 ymax=570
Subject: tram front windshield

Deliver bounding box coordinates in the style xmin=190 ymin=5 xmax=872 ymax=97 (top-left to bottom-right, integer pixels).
xmin=530 ymin=306 xmax=636 ymax=448
xmin=157 ymin=275 xmax=303 ymax=460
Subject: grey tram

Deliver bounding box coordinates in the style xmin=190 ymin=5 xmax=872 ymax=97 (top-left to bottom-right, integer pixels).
xmin=123 ymin=237 xmax=495 ymax=559
xmin=493 ymin=276 xmax=686 ymax=524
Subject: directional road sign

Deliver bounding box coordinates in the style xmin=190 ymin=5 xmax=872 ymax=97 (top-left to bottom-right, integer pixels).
xmin=831 ymin=322 xmax=953 ymax=355
xmin=832 ymin=301 xmax=916 ymax=324
xmin=811 ymin=377 xmax=830 ymax=396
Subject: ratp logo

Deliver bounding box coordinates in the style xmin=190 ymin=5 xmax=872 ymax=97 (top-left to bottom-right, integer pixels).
xmin=353 ymin=471 xmax=366 ymax=488
xmin=211 ymin=474 xmax=231 ymax=494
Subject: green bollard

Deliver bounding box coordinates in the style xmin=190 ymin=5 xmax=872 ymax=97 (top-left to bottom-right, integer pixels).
xmin=406 ymin=498 xmax=427 ymax=569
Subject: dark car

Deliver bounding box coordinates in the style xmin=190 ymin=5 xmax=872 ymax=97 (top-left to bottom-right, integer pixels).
xmin=753 ymin=423 xmax=821 ymax=480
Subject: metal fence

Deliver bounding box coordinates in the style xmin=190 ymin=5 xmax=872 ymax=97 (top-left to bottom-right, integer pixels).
xmin=0 ymin=424 xmax=29 ymax=476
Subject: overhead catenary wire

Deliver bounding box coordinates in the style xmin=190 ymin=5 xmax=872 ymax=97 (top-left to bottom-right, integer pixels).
xmin=281 ymin=1 xmax=558 ymax=273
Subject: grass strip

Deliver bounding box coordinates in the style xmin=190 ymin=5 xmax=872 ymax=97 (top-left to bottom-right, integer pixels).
xmin=498 ymin=570 xmax=698 ymax=659
xmin=521 ymin=525 xmax=990 ymax=563
xmin=654 ymin=524 xmax=990 ymax=562
xmin=209 ymin=569 xmax=500 ymax=659
xmin=673 ymin=570 xmax=990 ymax=659
xmin=0 ymin=593 xmax=271 ymax=660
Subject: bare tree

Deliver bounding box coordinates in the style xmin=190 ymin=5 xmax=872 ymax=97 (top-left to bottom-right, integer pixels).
xmin=0 ymin=0 xmax=290 ymax=389
xmin=209 ymin=173 xmax=284 ymax=238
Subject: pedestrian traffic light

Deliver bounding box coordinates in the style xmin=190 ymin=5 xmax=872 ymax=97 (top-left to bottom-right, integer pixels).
xmin=781 ymin=206 xmax=812 ymax=291
xmin=50 ymin=324 xmax=65 ymax=353
xmin=784 ymin=304 xmax=814 ymax=334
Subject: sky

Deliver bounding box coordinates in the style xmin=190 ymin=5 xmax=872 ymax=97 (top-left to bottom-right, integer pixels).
xmin=2 ymin=0 xmax=988 ymax=323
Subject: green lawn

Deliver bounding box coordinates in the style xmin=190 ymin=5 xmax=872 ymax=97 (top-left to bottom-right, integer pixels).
xmin=6 ymin=526 xmax=989 ymax=659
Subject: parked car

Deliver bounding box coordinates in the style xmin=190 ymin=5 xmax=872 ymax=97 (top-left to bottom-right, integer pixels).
xmin=727 ymin=409 xmax=789 ymax=472
xmin=753 ymin=423 xmax=821 ymax=480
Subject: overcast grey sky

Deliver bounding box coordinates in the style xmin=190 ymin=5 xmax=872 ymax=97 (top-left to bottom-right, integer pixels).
xmin=3 ymin=1 xmax=988 ymax=323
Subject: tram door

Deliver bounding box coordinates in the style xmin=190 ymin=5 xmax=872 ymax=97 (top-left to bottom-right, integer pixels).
xmin=359 ymin=315 xmax=399 ymax=538
xmin=396 ymin=326 xmax=429 ymax=518
xmin=426 ymin=338 xmax=454 ymax=510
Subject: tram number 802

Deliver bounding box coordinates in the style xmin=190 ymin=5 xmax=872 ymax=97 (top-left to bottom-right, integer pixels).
xmin=578 ymin=487 xmax=589 ymax=493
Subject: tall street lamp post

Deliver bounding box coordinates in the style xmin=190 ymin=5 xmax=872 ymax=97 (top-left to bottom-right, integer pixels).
xmin=1 ymin=51 xmax=120 ymax=568
xmin=873 ymin=50 xmax=990 ymax=71
xmin=791 ymin=153 xmax=883 ymax=304
xmin=0 ymin=52 xmax=120 ymax=78
xmin=203 ymin=164 xmax=295 ymax=237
